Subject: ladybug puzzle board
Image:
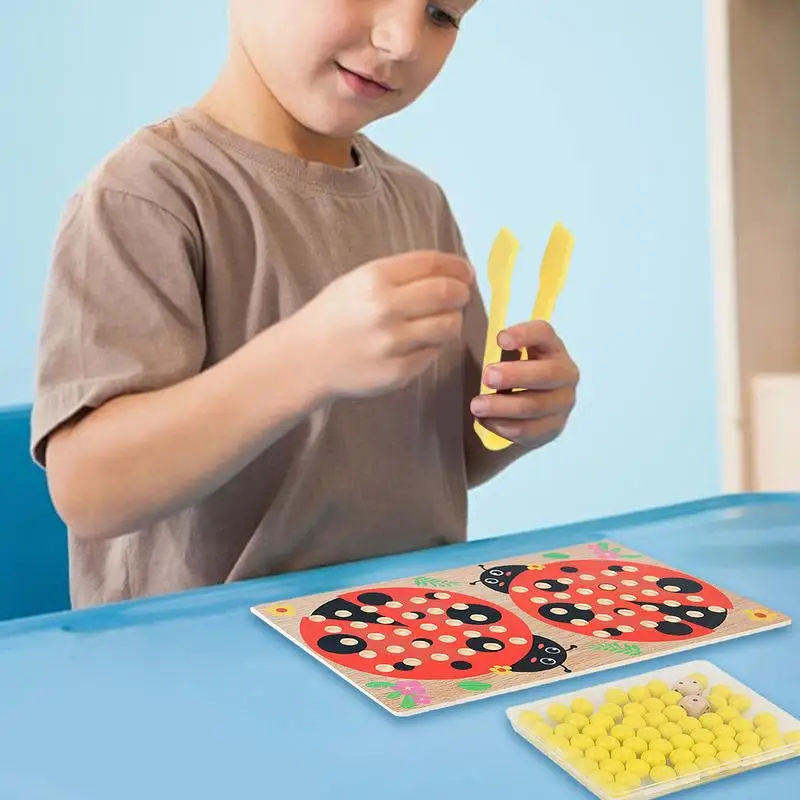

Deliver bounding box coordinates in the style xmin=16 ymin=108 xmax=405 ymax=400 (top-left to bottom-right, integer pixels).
xmin=250 ymin=541 xmax=790 ymax=716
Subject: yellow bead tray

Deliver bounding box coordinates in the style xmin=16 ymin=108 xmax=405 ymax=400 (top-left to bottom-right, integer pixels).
xmin=506 ymin=659 xmax=800 ymax=798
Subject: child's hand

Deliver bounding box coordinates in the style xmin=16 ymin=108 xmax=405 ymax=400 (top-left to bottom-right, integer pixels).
xmin=303 ymin=251 xmax=475 ymax=400
xmin=470 ymin=320 xmax=579 ymax=450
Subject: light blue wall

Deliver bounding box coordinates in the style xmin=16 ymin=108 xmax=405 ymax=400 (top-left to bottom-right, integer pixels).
xmin=0 ymin=1 xmax=719 ymax=539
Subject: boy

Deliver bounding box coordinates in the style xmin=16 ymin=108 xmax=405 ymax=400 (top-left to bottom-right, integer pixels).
xmin=32 ymin=0 xmax=579 ymax=609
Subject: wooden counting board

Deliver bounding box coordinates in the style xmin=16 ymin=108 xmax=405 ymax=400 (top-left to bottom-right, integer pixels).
xmin=251 ymin=542 xmax=790 ymax=716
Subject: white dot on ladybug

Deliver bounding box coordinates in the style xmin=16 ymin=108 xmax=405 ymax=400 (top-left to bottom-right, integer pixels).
xmin=641 ymin=620 xmax=658 ymax=628
xmin=360 ymin=605 xmax=378 ymax=613
xmin=341 ymin=637 xmax=359 ymax=646
xmin=560 ymin=578 xmax=574 ymax=585
xmin=577 ymin=588 xmax=594 ymax=596
xmin=309 ymin=615 xmax=326 ymax=623
xmin=664 ymin=600 xmax=681 ymax=608
xmin=664 ymin=615 xmax=681 ymax=624
xmin=551 ymin=608 xmax=569 ymax=616
xmin=386 ymin=601 xmax=403 ymax=609
xmin=663 ymin=585 xmax=682 ymax=593
xmin=511 ymin=586 xmax=529 ymax=594
xmin=617 ymin=609 xmax=635 ymax=617
xmin=410 ymin=597 xmax=427 ymax=605
xmin=376 ymin=664 xmax=394 ymax=673
xmin=469 ymin=614 xmax=489 ymax=623
xmin=359 ymin=650 xmax=378 ymax=659
xmin=554 ymin=593 xmax=571 ymax=600
xmin=387 ymin=645 xmax=405 ymax=654
xmin=377 ymin=616 xmax=395 ymax=624
xmin=575 ymin=603 xmax=592 ymax=611
xmin=571 ymin=619 xmax=589 ymax=627
xmin=641 ymin=589 xmax=659 ymax=597
xmin=599 ymin=584 xmax=616 ymax=592
xmin=452 ymin=603 xmax=469 ymax=611
xmin=593 ymin=630 xmax=612 ymax=638
xmin=687 ymin=596 xmax=704 ymax=603
xmin=597 ymin=598 xmax=614 ymax=606
xmin=439 ymin=635 xmax=457 ymax=643
xmin=709 ymin=606 xmax=725 ymax=613
xmin=367 ymin=633 xmax=385 ymax=641
xmin=596 ymin=613 xmax=613 ymax=622
xmin=622 ymin=566 xmax=638 ymax=573
xmin=351 ymin=621 xmax=369 ymax=629
xmin=334 ymin=610 xmax=352 ymax=618
xmin=490 ymin=625 xmax=507 ymax=634
xmin=445 ymin=619 xmax=463 ymax=627
xmin=433 ymin=593 xmax=451 ymax=600
xmin=534 ymin=582 xmax=551 ymax=590
xmin=427 ymin=607 xmax=445 ymax=615
xmin=531 ymin=597 xmax=548 ymax=604
xmin=618 ymin=625 xmax=635 ymax=633
xmin=404 ymin=658 xmax=423 ymax=667
xmin=643 ymin=575 xmax=659 ymax=582
xmin=324 ymin=626 xmax=342 ymax=633
xmin=509 ymin=637 xmax=528 ymax=645
xmin=601 ymin=570 xmax=616 ymax=577
xmin=412 ymin=640 xmax=432 ymax=649
xmin=420 ymin=623 xmax=438 ymax=631
xmin=401 ymin=612 xmax=419 ymax=620
xmin=484 ymin=643 xmax=503 ymax=651
xmin=464 ymin=631 xmax=481 ymax=639
xmin=620 ymin=594 xmax=636 ymax=602
xmin=458 ymin=648 xmax=477 ymax=657
xmin=687 ymin=610 xmax=704 ymax=618
xmin=394 ymin=629 xmax=412 ymax=637
xmin=580 ymin=574 xmax=597 ymax=581
xmin=621 ymin=580 xmax=638 ymax=587
xmin=641 ymin=604 xmax=659 ymax=612
xmin=431 ymin=653 xmax=449 ymax=662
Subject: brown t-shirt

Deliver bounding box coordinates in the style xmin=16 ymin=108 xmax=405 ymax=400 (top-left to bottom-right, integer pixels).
xmin=32 ymin=107 xmax=495 ymax=609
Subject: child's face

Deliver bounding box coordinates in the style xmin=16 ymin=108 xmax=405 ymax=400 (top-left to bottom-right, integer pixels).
xmin=229 ymin=0 xmax=475 ymax=138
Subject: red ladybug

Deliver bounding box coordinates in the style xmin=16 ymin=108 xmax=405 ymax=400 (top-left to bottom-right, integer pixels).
xmin=299 ymin=587 xmax=576 ymax=680
xmin=474 ymin=560 xmax=732 ymax=643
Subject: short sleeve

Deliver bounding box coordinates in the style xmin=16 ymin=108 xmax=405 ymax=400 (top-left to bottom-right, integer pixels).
xmin=31 ymin=187 xmax=207 ymax=466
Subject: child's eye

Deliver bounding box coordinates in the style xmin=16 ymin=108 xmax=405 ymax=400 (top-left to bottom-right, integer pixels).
xmin=427 ymin=4 xmax=460 ymax=29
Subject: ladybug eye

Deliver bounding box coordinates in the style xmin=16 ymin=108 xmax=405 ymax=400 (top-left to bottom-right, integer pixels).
xmin=544 ymin=647 xmax=560 ymax=654
xmin=489 ymin=569 xmax=503 ymax=577
xmin=541 ymin=657 xmax=556 ymax=666
xmin=485 ymin=578 xmax=498 ymax=585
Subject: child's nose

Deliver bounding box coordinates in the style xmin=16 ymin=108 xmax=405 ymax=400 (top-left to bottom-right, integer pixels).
xmin=371 ymin=3 xmax=425 ymax=61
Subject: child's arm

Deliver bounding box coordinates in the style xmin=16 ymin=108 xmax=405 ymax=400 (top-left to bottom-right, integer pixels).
xmin=36 ymin=187 xmax=473 ymax=540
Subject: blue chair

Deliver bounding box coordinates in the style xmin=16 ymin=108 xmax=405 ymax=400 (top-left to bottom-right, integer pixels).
xmin=0 ymin=405 xmax=70 ymax=620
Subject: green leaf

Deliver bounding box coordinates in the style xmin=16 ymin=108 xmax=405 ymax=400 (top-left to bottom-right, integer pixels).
xmin=542 ymin=552 xmax=570 ymax=560
xmin=413 ymin=576 xmax=460 ymax=588
xmin=591 ymin=642 xmax=642 ymax=657
xmin=400 ymin=695 xmax=417 ymax=709
xmin=386 ymin=691 xmax=403 ymax=699
xmin=366 ymin=681 xmax=395 ymax=688
xmin=597 ymin=542 xmax=610 ymax=550
xmin=458 ymin=680 xmax=493 ymax=693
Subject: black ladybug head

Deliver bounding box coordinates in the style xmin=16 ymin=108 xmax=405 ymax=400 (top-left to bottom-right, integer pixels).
xmin=472 ymin=564 xmax=529 ymax=594
xmin=510 ymin=635 xmax=577 ymax=674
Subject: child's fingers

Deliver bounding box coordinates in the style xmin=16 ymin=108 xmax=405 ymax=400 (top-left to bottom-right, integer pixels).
xmin=482 ymin=355 xmax=577 ymax=392
xmin=390 ymin=310 xmax=464 ymax=354
xmin=470 ymin=387 xmax=574 ymax=420
xmin=379 ymin=251 xmax=474 ymax=287
xmin=476 ymin=416 xmax=565 ymax=448
xmin=392 ymin=276 xmax=471 ymax=319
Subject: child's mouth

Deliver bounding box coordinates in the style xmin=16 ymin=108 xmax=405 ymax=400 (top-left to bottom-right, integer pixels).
xmin=336 ymin=63 xmax=394 ymax=100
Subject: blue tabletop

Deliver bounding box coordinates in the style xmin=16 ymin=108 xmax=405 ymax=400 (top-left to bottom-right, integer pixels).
xmin=1 ymin=493 xmax=799 ymax=799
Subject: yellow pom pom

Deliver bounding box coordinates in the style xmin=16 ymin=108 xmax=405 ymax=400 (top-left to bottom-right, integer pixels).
xmin=691 ymin=728 xmax=715 ymax=745
xmin=678 ymin=717 xmax=702 ymax=734
xmin=650 ymin=764 xmax=677 ymax=782
xmin=688 ymin=672 xmax=709 ymax=688
xmin=760 ymin=735 xmax=785 ymax=751
xmin=737 ymin=743 xmax=762 ymax=758
xmin=647 ymin=679 xmax=670 ymax=697
xmin=706 ymin=694 xmax=728 ymax=712
xmin=590 ymin=713 xmax=615 ymax=732
xmin=641 ymin=750 xmax=666 ymax=767
xmin=669 ymin=747 xmax=696 ymax=766
xmin=571 ymin=733 xmax=595 ymax=752
xmin=626 ymin=758 xmax=651 ymax=778
xmin=599 ymin=758 xmax=625 ymax=776
xmin=624 ymin=716 xmax=646 ymax=732
xmin=598 ymin=703 xmax=623 ymax=721
xmin=586 ymin=769 xmax=615 ymax=788
xmin=643 ymin=697 xmax=666 ymax=714
xmin=716 ymin=749 xmax=741 ymax=764
xmin=597 ymin=735 xmax=622 ymax=753
xmin=563 ymin=745 xmax=584 ymax=763
xmin=753 ymin=712 xmax=777 ymax=729
xmin=582 ymin=724 xmax=606 ymax=741
xmin=574 ymin=756 xmax=599 ymax=775
xmin=610 ymin=724 xmax=636 ymax=743
xmin=547 ymin=703 xmax=570 ymax=723
xmin=735 ymin=730 xmax=760 ymax=747
xmin=694 ymin=755 xmax=720 ymax=770
xmin=644 ymin=711 xmax=668 ymax=728
xmin=664 ymin=705 xmax=688 ymax=722
xmin=616 ymin=771 xmax=643 ymax=790
xmin=555 ymin=723 xmax=580 ymax=740
xmin=730 ymin=717 xmax=754 ymax=734
xmin=662 ymin=690 xmax=683 ymax=707
xmin=700 ymin=713 xmax=724 ymax=731
xmin=585 ymin=746 xmax=611 ymax=764
xmin=623 ymin=737 xmax=648 ymax=756
xmin=709 ymin=683 xmax=732 ymax=699
xmin=755 ymin=723 xmax=779 ymax=740
xmin=605 ymin=688 xmax=629 ymax=707
xmin=622 ymin=702 xmax=647 ymax=719
xmin=670 ymin=733 xmax=695 ymax=750
xmin=727 ymin=694 xmax=752 ymax=714
xmin=628 ymin=686 xmax=650 ymax=703
xmin=610 ymin=746 xmax=636 ymax=764
xmin=783 ymin=730 xmax=800 ymax=744
xmin=548 ymin=734 xmax=572 ymax=752
xmin=649 ymin=738 xmax=674 ymax=756
xmin=638 ymin=726 xmax=661 ymax=743
xmin=717 ymin=706 xmax=740 ymax=723
xmin=565 ymin=712 xmax=591 ymax=731
xmin=659 ymin=722 xmax=683 ymax=740
xmin=572 ymin=697 xmax=595 ymax=717
xmin=692 ymin=742 xmax=717 ymax=759
xmin=675 ymin=762 xmax=700 ymax=776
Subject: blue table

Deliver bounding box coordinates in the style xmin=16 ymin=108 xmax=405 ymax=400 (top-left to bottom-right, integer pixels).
xmin=1 ymin=493 xmax=799 ymax=799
